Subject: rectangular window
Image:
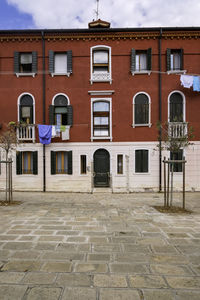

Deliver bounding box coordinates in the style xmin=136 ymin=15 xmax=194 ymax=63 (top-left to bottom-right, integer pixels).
xmin=93 ymin=101 xmax=110 ymax=137
xmin=135 ymin=150 xmax=148 ymax=173
xmin=167 ymin=49 xmax=183 ymax=72
xmin=55 ymin=107 xmax=68 ymax=125
xmin=16 ymin=151 xmax=38 ymax=175
xmin=14 ymin=51 xmax=37 ymax=76
xmin=51 ymin=151 xmax=72 ymax=175
xmin=20 ymin=53 xmax=32 ymax=73
xmin=93 ymin=50 xmax=109 ymax=73
xmin=131 ymin=48 xmax=152 ymax=74
xmin=117 ymin=154 xmax=123 ymax=174
xmin=54 ymin=53 xmax=67 ymax=74
xmin=49 ymin=50 xmax=72 ymax=76
xmin=136 ymin=52 xmax=147 ymax=71
xmin=80 ymin=155 xmax=87 ymax=174
xmin=170 ymin=52 xmax=181 ymax=70
xmin=56 ymin=151 xmax=68 ymax=174
xmin=170 ymin=150 xmax=183 ymax=172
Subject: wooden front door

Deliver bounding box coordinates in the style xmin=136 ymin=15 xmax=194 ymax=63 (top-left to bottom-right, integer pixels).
xmin=94 ymin=149 xmax=110 ymax=187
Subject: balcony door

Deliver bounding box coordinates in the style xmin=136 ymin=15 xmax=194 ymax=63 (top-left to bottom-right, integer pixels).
xmin=93 ymin=149 xmax=110 ymax=187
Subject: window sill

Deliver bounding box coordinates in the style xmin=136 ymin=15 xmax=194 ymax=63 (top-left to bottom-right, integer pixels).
xmin=132 ymin=123 xmax=152 ymax=128
xmin=51 ymin=73 xmax=71 ymax=77
xmin=16 ymin=73 xmax=36 ymax=78
xmin=91 ymin=136 xmax=112 ymax=141
xmin=131 ymin=71 xmax=151 ymax=76
xmin=167 ymin=70 xmax=186 ymax=75
xmin=134 ymin=172 xmax=150 ymax=175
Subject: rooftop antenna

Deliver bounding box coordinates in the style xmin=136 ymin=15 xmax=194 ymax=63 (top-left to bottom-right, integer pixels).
xmin=94 ymin=0 xmax=100 ymax=20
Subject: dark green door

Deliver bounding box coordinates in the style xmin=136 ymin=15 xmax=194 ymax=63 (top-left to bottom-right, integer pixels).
xmin=94 ymin=149 xmax=110 ymax=187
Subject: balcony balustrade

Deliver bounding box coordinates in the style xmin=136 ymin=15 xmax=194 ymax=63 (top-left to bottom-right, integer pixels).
xmin=17 ymin=124 xmax=35 ymax=142
xmin=168 ymin=122 xmax=188 ymax=139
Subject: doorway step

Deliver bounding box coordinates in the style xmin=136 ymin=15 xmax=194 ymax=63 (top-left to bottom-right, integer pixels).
xmin=93 ymin=188 xmax=112 ymax=193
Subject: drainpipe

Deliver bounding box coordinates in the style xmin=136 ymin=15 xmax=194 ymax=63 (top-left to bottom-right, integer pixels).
xmin=42 ymin=31 xmax=46 ymax=192
xmin=159 ymin=28 xmax=162 ymax=192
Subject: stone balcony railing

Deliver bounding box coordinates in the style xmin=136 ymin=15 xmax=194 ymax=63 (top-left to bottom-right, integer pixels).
xmin=17 ymin=125 xmax=35 ymax=142
xmin=168 ymin=122 xmax=188 ymax=139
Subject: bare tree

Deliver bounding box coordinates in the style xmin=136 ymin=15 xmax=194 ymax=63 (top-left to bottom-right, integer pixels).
xmin=0 ymin=123 xmax=18 ymax=202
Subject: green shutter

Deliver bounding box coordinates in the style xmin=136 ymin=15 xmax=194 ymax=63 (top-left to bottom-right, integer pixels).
xmin=166 ymin=48 xmax=171 ymax=71
xmin=147 ymin=48 xmax=152 ymax=71
xmin=131 ymin=48 xmax=136 ymax=73
xmin=49 ymin=50 xmax=54 ymax=74
xmin=67 ymin=105 xmax=73 ymax=126
xmin=180 ymin=48 xmax=184 ymax=70
xmin=32 ymin=51 xmax=38 ymax=74
xmin=14 ymin=51 xmax=20 ymax=74
xmin=68 ymin=151 xmax=73 ymax=175
xmin=33 ymin=151 xmax=38 ymax=175
xmin=49 ymin=105 xmax=55 ymax=125
xmin=142 ymin=150 xmax=148 ymax=173
xmin=67 ymin=50 xmax=72 ymax=74
xmin=135 ymin=150 xmax=142 ymax=173
xmin=16 ymin=152 xmax=22 ymax=175
xmin=51 ymin=151 xmax=56 ymax=175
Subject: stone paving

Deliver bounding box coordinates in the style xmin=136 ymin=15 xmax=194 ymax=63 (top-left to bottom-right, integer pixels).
xmin=0 ymin=191 xmax=199 ymax=299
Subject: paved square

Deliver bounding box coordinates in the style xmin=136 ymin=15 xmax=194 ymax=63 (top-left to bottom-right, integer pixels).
xmin=0 ymin=191 xmax=199 ymax=299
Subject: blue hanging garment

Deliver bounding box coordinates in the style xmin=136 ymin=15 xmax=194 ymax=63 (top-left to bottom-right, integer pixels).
xmin=38 ymin=125 xmax=52 ymax=144
xmin=193 ymin=76 xmax=200 ymax=92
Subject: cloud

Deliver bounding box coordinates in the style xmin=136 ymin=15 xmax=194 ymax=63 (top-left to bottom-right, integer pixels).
xmin=6 ymin=0 xmax=200 ymax=29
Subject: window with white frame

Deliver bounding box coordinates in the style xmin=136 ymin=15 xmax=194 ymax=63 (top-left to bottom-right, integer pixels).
xmin=169 ymin=92 xmax=184 ymax=122
xmin=135 ymin=150 xmax=149 ymax=173
xmin=92 ymin=100 xmax=110 ymax=138
xmin=133 ymin=93 xmax=151 ymax=127
xmin=49 ymin=50 xmax=72 ymax=76
xmin=90 ymin=46 xmax=112 ymax=83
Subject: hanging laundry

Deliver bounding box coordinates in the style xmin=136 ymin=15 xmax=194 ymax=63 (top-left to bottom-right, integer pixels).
xmin=62 ymin=126 xmax=70 ymax=140
xmin=60 ymin=125 xmax=66 ymax=132
xmin=193 ymin=76 xmax=200 ymax=92
xmin=52 ymin=125 xmax=60 ymax=138
xmin=38 ymin=125 xmax=52 ymax=145
xmin=180 ymin=75 xmax=193 ymax=88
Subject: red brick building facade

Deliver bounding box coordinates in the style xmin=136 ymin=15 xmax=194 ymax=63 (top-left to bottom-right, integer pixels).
xmin=0 ymin=22 xmax=200 ymax=192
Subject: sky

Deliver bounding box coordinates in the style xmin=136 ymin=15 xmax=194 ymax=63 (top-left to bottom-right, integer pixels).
xmin=0 ymin=0 xmax=200 ymax=30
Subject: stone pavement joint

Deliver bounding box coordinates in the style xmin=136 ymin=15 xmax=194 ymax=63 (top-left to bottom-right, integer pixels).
xmin=0 ymin=191 xmax=199 ymax=299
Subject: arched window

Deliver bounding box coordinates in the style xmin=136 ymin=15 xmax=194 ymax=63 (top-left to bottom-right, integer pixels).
xmin=93 ymin=101 xmax=110 ymax=137
xmin=18 ymin=94 xmax=34 ymax=124
xmin=133 ymin=93 xmax=150 ymax=127
xmin=169 ymin=92 xmax=184 ymax=122
xmin=49 ymin=94 xmax=73 ymax=126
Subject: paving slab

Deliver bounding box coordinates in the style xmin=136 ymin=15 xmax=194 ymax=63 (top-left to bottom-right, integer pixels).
xmin=0 ymin=191 xmax=200 ymax=299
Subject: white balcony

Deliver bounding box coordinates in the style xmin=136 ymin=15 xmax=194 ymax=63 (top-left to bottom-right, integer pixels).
xmin=17 ymin=125 xmax=35 ymax=142
xmin=168 ymin=122 xmax=188 ymax=139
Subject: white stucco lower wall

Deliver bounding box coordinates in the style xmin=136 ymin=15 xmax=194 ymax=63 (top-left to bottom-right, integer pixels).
xmin=0 ymin=141 xmax=200 ymax=192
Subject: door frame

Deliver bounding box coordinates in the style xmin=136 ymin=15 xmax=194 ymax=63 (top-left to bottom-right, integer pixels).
xmin=93 ymin=148 xmax=110 ymax=187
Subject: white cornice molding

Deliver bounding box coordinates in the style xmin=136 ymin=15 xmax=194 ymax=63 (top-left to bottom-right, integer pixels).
xmin=88 ymin=90 xmax=115 ymax=96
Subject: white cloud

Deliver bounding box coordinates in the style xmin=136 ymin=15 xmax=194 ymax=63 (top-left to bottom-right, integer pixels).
xmin=7 ymin=0 xmax=200 ymax=29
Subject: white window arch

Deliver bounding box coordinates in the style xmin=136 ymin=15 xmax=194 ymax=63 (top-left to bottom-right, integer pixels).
xmin=90 ymin=45 xmax=112 ymax=84
xmin=52 ymin=93 xmax=70 ymax=105
xmin=132 ymin=92 xmax=151 ymax=127
xmin=17 ymin=93 xmax=35 ymax=124
xmin=168 ymin=90 xmax=186 ymax=122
